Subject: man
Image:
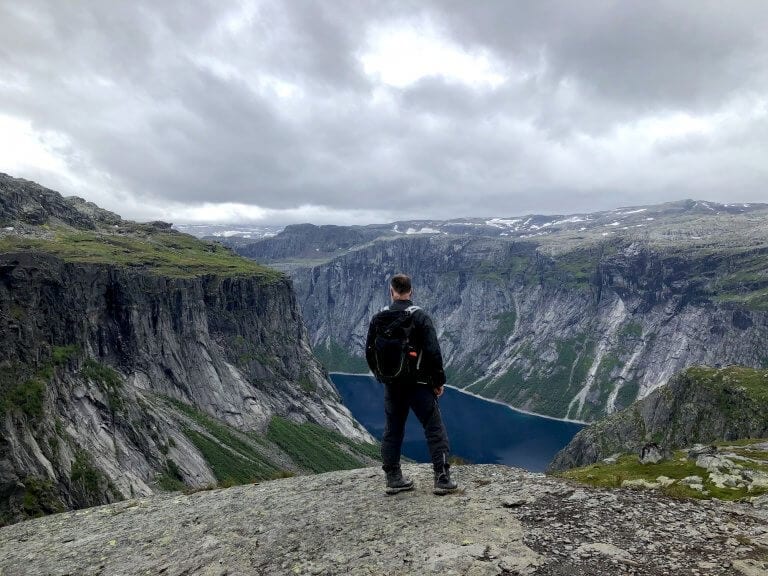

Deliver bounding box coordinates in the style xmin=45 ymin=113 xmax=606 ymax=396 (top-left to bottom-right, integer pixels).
xmin=365 ymin=273 xmax=458 ymax=495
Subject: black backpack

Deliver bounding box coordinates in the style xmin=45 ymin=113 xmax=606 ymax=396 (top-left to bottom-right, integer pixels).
xmin=371 ymin=305 xmax=421 ymax=384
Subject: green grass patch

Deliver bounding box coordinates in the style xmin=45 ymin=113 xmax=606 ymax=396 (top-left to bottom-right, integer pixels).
xmin=52 ymin=345 xmax=80 ymax=365
xmin=468 ymin=254 xmax=530 ymax=284
xmin=0 ymin=361 xmax=49 ymax=419
xmin=474 ymin=259 xmax=508 ymax=283
xmin=614 ymin=380 xmax=641 ymax=411
xmin=182 ymin=428 xmax=279 ymax=485
xmin=70 ymin=450 xmax=103 ymax=497
xmin=685 ymin=365 xmax=768 ymax=403
xmin=81 ymin=359 xmax=121 ymax=388
xmin=492 ymin=310 xmax=517 ymax=342
xmin=314 ymin=339 xmax=369 ymax=373
xmin=20 ymin=476 xmax=66 ymax=519
xmin=0 ymin=229 xmax=284 ymax=280
xmin=227 ymin=334 xmax=280 ymax=371
xmin=266 ymin=416 xmax=379 ymax=473
xmin=477 ymin=337 xmax=595 ymax=418
xmin=445 ymin=363 xmax=484 ymax=389
xmin=1 ymin=378 xmax=46 ymax=419
xmin=534 ymin=242 xmax=620 ymax=289
xmin=465 ymin=377 xmax=491 ymax=394
xmin=165 ymin=398 xmax=379 ymax=481
xmin=717 ymin=287 xmax=768 ymax=311
xmin=687 ymin=246 xmax=768 ymax=310
xmin=620 ymin=321 xmax=643 ymax=340
xmin=164 ymin=398 xmax=283 ymax=484
xmin=556 ymin=451 xmax=768 ymax=502
xmin=298 ymin=372 xmax=316 ymax=394
xmin=70 ymin=449 xmax=122 ymax=505
xmin=81 ymin=359 xmax=123 ymax=412
xmin=166 ymin=398 xmax=270 ymax=457
xmin=157 ymin=459 xmax=187 ymax=491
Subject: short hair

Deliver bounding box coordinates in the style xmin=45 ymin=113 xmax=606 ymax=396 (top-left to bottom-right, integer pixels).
xmin=390 ymin=273 xmax=412 ymax=295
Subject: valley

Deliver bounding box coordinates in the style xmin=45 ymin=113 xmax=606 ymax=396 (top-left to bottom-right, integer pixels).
xmin=220 ymin=200 xmax=768 ymax=421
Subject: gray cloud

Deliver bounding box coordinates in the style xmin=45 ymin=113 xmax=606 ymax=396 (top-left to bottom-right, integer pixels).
xmin=1 ymin=0 xmax=767 ymax=224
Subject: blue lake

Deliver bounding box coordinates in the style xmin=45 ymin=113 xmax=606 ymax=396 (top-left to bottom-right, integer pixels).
xmin=330 ymin=373 xmax=585 ymax=472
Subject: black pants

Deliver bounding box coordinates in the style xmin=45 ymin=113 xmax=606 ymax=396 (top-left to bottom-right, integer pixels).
xmin=381 ymin=382 xmax=450 ymax=472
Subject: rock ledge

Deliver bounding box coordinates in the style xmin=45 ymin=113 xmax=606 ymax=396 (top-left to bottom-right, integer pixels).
xmin=1 ymin=465 xmax=767 ymax=576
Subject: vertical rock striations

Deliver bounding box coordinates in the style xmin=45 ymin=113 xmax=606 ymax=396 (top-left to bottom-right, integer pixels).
xmin=286 ymin=233 xmax=768 ymax=421
xmin=0 ymin=173 xmax=374 ymax=526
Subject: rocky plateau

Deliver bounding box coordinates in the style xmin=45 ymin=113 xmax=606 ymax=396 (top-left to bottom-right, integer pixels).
xmin=1 ymin=464 xmax=767 ymax=576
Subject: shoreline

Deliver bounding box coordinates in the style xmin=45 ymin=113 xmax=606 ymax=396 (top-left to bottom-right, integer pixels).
xmin=328 ymin=372 xmax=589 ymax=426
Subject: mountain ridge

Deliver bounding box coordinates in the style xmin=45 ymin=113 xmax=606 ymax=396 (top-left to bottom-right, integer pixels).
xmin=219 ymin=198 xmax=768 ymax=421
xmin=208 ymin=198 xmax=768 ymax=261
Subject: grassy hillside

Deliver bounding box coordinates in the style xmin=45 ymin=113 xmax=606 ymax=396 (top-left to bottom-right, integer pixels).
xmin=0 ymin=227 xmax=283 ymax=280
xmin=686 ymin=365 xmax=768 ymax=402
xmin=164 ymin=398 xmax=380 ymax=488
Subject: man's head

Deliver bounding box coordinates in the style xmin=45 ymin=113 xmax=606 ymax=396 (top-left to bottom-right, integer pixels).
xmin=390 ymin=273 xmax=412 ymax=301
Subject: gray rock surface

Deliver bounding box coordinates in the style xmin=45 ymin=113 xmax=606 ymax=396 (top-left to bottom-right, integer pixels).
xmin=1 ymin=464 xmax=767 ymax=576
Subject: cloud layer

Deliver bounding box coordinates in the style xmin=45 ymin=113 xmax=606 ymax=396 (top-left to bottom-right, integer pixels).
xmin=1 ymin=1 xmax=766 ymax=224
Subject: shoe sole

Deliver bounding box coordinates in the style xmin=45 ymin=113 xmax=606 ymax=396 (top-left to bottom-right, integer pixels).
xmin=385 ymin=484 xmax=414 ymax=495
xmin=433 ymin=487 xmax=458 ymax=495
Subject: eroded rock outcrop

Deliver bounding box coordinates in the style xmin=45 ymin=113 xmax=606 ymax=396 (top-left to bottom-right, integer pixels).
xmin=549 ymin=366 xmax=768 ymax=472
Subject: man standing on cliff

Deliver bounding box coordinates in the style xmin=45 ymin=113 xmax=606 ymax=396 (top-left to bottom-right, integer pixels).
xmin=365 ymin=273 xmax=458 ymax=495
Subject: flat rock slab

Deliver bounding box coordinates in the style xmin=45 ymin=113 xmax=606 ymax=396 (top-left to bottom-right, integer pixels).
xmin=0 ymin=465 xmax=766 ymax=576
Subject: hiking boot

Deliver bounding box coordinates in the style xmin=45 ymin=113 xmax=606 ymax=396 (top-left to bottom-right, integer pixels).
xmin=385 ymin=469 xmax=414 ymax=495
xmin=433 ymin=467 xmax=458 ymax=495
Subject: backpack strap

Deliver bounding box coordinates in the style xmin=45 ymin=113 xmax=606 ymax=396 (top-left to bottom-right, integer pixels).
xmin=377 ymin=305 xmax=420 ymax=336
xmin=380 ymin=304 xmax=419 ymax=314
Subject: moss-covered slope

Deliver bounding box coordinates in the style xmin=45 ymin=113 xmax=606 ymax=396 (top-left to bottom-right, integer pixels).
xmin=549 ymin=366 xmax=768 ymax=472
xmin=556 ymin=440 xmax=768 ymax=504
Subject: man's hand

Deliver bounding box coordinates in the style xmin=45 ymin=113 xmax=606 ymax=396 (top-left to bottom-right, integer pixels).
xmin=434 ymin=386 xmax=444 ymax=398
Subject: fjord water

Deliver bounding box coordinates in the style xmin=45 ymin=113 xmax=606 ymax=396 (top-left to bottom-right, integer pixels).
xmin=330 ymin=373 xmax=585 ymax=472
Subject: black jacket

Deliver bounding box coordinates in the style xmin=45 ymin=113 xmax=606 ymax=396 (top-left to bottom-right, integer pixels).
xmin=365 ymin=299 xmax=446 ymax=388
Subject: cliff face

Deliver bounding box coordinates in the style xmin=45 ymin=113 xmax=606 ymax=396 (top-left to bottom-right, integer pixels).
xmin=0 ymin=174 xmax=374 ymax=526
xmin=548 ymin=366 xmax=768 ymax=472
xmin=289 ymin=234 xmax=768 ymax=420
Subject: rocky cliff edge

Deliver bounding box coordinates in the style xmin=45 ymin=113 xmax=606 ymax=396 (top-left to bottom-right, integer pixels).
xmin=1 ymin=464 xmax=767 ymax=576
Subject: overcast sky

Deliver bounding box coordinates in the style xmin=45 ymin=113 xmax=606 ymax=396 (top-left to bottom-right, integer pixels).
xmin=1 ymin=1 xmax=766 ymax=225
